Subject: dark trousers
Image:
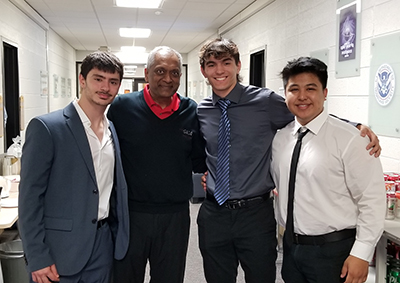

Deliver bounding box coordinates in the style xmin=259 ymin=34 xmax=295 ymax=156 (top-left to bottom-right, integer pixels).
xmin=282 ymin=234 xmax=355 ymax=283
xmin=113 ymin=208 xmax=190 ymax=283
xmin=29 ymin=223 xmax=113 ymax=283
xmin=197 ymin=197 xmax=277 ymax=283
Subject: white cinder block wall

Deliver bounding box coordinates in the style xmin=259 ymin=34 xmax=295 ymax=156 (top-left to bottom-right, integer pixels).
xmin=47 ymin=29 xmax=77 ymax=113
xmin=1 ymin=0 xmax=400 ymax=171
xmin=0 ymin=0 xmax=75 ymax=151
xmin=187 ymin=0 xmax=400 ymax=173
xmin=0 ymin=0 xmax=47 ymax=148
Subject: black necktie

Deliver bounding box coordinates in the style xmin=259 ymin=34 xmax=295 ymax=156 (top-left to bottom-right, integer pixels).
xmin=285 ymin=128 xmax=310 ymax=246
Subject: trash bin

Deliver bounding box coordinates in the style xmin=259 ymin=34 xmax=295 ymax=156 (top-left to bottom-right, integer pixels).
xmin=0 ymin=239 xmax=29 ymax=283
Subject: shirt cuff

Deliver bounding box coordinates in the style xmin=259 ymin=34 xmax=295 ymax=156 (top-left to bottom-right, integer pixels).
xmin=350 ymin=240 xmax=375 ymax=262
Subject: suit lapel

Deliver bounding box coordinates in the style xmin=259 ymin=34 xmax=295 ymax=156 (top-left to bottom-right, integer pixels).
xmin=64 ymin=103 xmax=97 ymax=186
xmin=109 ymin=121 xmax=122 ymax=185
xmin=109 ymin=121 xmax=120 ymax=159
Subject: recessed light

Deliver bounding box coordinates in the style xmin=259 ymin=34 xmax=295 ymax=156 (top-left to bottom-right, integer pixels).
xmin=119 ymin=28 xmax=151 ymax=38
xmin=115 ymin=0 xmax=163 ymax=9
xmin=120 ymin=46 xmax=146 ymax=53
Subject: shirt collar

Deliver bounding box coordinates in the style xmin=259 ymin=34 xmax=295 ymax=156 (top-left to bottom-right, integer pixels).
xmin=293 ymin=107 xmax=328 ymax=137
xmin=72 ymin=99 xmax=110 ymax=130
xmin=212 ymin=82 xmax=242 ymax=106
xmin=143 ymin=84 xmax=180 ymax=112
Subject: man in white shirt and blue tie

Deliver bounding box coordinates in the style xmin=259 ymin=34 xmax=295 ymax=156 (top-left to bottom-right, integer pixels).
xmin=271 ymin=57 xmax=385 ymax=283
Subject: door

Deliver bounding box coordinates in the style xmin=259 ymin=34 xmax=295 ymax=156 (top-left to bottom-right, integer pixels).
xmin=3 ymin=42 xmax=20 ymax=152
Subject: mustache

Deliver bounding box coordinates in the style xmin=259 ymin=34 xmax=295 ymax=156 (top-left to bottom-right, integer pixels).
xmin=97 ymin=91 xmax=111 ymax=96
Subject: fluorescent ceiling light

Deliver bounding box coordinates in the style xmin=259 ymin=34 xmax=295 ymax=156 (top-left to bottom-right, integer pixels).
xmin=121 ymin=46 xmax=146 ymax=53
xmin=115 ymin=52 xmax=149 ymax=64
xmin=115 ymin=0 xmax=163 ymax=9
xmin=119 ymin=28 xmax=151 ymax=38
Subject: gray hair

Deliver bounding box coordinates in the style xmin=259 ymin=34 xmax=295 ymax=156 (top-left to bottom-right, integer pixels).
xmin=147 ymin=46 xmax=183 ymax=71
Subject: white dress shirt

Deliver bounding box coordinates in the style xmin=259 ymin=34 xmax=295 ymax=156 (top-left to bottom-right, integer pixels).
xmin=73 ymin=100 xmax=115 ymax=221
xmin=271 ymin=107 xmax=385 ymax=261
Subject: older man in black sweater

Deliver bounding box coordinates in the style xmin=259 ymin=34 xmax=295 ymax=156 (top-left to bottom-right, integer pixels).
xmin=108 ymin=46 xmax=207 ymax=283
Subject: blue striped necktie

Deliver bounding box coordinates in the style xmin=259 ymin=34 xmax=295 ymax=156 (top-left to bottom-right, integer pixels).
xmin=215 ymin=99 xmax=231 ymax=205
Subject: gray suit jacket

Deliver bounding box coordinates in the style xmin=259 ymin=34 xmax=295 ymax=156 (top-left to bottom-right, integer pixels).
xmin=18 ymin=102 xmax=129 ymax=275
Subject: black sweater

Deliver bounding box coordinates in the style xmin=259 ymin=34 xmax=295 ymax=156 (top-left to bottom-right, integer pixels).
xmin=108 ymin=91 xmax=207 ymax=213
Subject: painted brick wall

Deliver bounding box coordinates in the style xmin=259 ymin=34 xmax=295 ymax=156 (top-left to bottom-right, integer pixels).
xmin=0 ymin=0 xmax=76 ymax=149
xmin=187 ymin=0 xmax=400 ymax=172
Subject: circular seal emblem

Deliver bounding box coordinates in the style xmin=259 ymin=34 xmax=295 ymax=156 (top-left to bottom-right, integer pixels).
xmin=374 ymin=63 xmax=395 ymax=106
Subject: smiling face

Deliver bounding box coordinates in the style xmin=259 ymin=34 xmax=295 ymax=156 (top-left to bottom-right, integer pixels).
xmin=79 ymin=67 xmax=121 ymax=108
xmin=145 ymin=51 xmax=181 ymax=103
xmin=285 ymin=72 xmax=327 ymax=126
xmin=200 ymin=55 xmax=241 ymax=98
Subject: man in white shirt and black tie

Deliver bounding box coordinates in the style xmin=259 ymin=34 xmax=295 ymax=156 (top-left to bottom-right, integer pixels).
xmin=271 ymin=57 xmax=385 ymax=283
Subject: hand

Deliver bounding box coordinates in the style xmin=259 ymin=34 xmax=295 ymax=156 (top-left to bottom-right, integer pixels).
xmin=201 ymin=171 xmax=208 ymax=191
xmin=357 ymin=124 xmax=381 ymax=157
xmin=340 ymin=255 xmax=369 ymax=283
xmin=32 ymin=264 xmax=59 ymax=283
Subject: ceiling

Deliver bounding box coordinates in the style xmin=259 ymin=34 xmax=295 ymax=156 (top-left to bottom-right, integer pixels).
xmin=23 ymin=0 xmax=256 ymax=54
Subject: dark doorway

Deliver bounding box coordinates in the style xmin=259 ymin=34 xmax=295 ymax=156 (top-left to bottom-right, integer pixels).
xmin=76 ymin=61 xmax=82 ymax=98
xmin=250 ymin=50 xmax=265 ymax=87
xmin=3 ymin=42 xmax=20 ymax=151
xmin=133 ymin=78 xmax=146 ymax=92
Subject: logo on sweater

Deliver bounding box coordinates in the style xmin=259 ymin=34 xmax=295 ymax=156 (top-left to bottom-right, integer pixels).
xmin=183 ymin=129 xmax=193 ymax=137
xmin=374 ymin=63 xmax=395 ymax=106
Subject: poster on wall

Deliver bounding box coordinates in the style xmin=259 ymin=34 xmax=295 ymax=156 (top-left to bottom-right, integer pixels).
xmin=53 ymin=74 xmax=59 ymax=98
xmin=368 ymin=32 xmax=400 ymax=138
xmin=40 ymin=71 xmax=48 ymax=97
xmin=335 ymin=0 xmax=361 ymax=78
xmin=61 ymin=77 xmax=66 ymax=98
xmin=67 ymin=78 xmax=72 ymax=97
xmin=338 ymin=3 xmax=357 ymax=62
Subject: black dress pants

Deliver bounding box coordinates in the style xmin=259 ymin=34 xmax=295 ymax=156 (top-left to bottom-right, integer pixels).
xmin=197 ymin=197 xmax=277 ymax=283
xmin=282 ymin=234 xmax=355 ymax=283
xmin=113 ymin=208 xmax=190 ymax=283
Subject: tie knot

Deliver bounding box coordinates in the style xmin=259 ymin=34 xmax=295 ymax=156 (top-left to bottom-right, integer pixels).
xmin=297 ymin=128 xmax=309 ymax=140
xmin=218 ymin=99 xmax=231 ymax=110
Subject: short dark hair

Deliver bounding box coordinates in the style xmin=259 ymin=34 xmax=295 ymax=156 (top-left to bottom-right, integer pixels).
xmin=199 ymin=38 xmax=242 ymax=82
xmin=280 ymin=57 xmax=328 ymax=90
xmin=80 ymin=51 xmax=124 ymax=81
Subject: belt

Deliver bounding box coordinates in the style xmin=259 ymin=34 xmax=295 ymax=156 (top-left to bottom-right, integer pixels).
xmin=97 ymin=218 xmax=108 ymax=229
xmin=293 ymin=229 xmax=356 ymax=245
xmin=206 ymin=192 xmax=271 ymax=209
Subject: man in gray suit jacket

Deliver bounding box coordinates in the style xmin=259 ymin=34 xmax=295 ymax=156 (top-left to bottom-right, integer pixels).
xmin=18 ymin=51 xmax=129 ymax=283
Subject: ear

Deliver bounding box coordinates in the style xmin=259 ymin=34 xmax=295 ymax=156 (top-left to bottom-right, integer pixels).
xmin=200 ymin=66 xmax=207 ymax=78
xmin=144 ymin=68 xmax=149 ymax=83
xmin=78 ymin=74 xmax=86 ymax=88
xmin=237 ymin=61 xmax=242 ymax=74
xmin=324 ymin=88 xmax=328 ymax=100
